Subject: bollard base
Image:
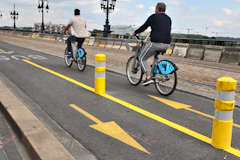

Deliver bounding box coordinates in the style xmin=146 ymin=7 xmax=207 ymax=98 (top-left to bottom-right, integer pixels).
xmin=95 ymin=78 xmax=106 ymax=95
xmin=212 ymin=119 xmax=233 ymax=149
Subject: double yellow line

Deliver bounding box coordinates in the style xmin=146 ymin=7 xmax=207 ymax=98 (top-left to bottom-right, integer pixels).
xmin=22 ymin=59 xmax=240 ymax=157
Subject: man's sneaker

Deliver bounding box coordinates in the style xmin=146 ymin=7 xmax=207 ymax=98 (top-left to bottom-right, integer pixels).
xmin=142 ymin=78 xmax=154 ymax=86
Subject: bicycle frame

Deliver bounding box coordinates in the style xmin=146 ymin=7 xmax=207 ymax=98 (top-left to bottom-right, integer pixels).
xmin=131 ymin=36 xmax=148 ymax=74
xmin=131 ymin=36 xmax=162 ymax=78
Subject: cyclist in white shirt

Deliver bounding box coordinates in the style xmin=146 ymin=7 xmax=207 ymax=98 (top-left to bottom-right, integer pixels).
xmin=64 ymin=9 xmax=90 ymax=55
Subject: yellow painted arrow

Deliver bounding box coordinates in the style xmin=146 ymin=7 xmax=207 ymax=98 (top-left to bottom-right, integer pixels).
xmin=149 ymin=95 xmax=191 ymax=109
xmin=69 ymin=104 xmax=150 ymax=154
xmin=149 ymin=95 xmax=240 ymax=128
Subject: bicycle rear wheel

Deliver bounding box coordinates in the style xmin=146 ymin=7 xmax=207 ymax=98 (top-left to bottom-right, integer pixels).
xmin=154 ymin=72 xmax=177 ymax=96
xmin=76 ymin=56 xmax=87 ymax=72
xmin=64 ymin=48 xmax=73 ymax=67
xmin=126 ymin=56 xmax=143 ymax=86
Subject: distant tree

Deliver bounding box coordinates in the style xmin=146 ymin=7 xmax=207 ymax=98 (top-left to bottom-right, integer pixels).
xmin=92 ymin=29 xmax=103 ymax=34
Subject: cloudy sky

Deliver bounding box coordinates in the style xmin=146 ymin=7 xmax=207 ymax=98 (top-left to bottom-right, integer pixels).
xmin=1 ymin=0 xmax=240 ymax=37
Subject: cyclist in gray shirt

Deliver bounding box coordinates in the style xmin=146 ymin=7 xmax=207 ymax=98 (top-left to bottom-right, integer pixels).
xmin=133 ymin=2 xmax=171 ymax=86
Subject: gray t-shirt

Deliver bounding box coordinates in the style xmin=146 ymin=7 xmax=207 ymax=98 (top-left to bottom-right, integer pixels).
xmin=69 ymin=16 xmax=90 ymax=38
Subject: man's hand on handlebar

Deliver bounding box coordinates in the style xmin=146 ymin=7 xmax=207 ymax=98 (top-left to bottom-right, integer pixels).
xmin=133 ymin=33 xmax=140 ymax=41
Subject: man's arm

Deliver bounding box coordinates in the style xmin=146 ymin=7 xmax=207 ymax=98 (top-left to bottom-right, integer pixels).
xmin=134 ymin=16 xmax=152 ymax=35
xmin=64 ymin=19 xmax=73 ymax=34
xmin=64 ymin=24 xmax=71 ymax=34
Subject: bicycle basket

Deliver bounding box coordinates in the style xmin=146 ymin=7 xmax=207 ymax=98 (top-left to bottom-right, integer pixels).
xmin=77 ymin=48 xmax=87 ymax=58
xmin=157 ymin=60 xmax=178 ymax=75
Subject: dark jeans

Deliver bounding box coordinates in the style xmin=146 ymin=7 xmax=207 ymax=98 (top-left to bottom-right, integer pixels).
xmin=67 ymin=36 xmax=85 ymax=54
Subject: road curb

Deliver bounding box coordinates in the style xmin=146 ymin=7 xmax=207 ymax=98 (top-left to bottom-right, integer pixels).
xmin=0 ymin=80 xmax=76 ymax=160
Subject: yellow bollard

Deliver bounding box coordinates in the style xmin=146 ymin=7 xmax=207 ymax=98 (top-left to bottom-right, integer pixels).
xmin=212 ymin=77 xmax=237 ymax=149
xmin=95 ymin=54 xmax=106 ymax=95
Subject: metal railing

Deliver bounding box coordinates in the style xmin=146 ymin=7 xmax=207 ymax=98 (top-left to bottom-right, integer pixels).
xmin=1 ymin=28 xmax=240 ymax=47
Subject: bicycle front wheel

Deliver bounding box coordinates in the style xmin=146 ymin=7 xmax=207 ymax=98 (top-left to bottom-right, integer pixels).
xmin=64 ymin=48 xmax=73 ymax=67
xmin=154 ymin=72 xmax=177 ymax=96
xmin=126 ymin=56 xmax=143 ymax=86
xmin=76 ymin=56 xmax=87 ymax=71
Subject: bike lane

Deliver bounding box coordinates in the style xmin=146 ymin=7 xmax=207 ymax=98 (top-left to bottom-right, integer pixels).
xmin=0 ymin=41 xmax=240 ymax=160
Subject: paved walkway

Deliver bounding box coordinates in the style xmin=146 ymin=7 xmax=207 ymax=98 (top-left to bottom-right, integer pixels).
xmin=0 ymin=34 xmax=239 ymax=104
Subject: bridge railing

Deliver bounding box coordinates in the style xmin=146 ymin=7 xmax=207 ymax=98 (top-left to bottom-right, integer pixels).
xmin=0 ymin=29 xmax=239 ymax=66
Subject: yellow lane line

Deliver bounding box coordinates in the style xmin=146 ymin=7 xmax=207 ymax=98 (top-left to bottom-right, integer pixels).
xmin=225 ymin=148 xmax=240 ymax=157
xmin=102 ymin=94 xmax=212 ymax=144
xmin=70 ymin=104 xmax=102 ymax=124
xmin=149 ymin=95 xmax=192 ymax=109
xmin=0 ymin=49 xmax=5 ymax=53
xmin=22 ymin=60 xmax=95 ymax=92
xmin=234 ymin=123 xmax=240 ymax=128
xmin=22 ymin=59 xmax=240 ymax=157
xmin=184 ymin=108 xmax=215 ymax=119
xmin=149 ymin=95 xmax=240 ymax=129
xmin=184 ymin=107 xmax=240 ymax=128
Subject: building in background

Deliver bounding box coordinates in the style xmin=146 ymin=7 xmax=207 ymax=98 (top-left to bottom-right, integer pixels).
xmin=111 ymin=25 xmax=136 ymax=39
xmin=111 ymin=25 xmax=149 ymax=39
xmin=32 ymin=23 xmax=149 ymax=38
xmin=34 ymin=23 xmax=66 ymax=33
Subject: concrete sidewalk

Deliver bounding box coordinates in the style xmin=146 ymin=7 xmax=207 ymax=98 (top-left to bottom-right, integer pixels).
xmin=0 ymin=79 xmax=77 ymax=160
xmin=0 ymin=71 xmax=98 ymax=160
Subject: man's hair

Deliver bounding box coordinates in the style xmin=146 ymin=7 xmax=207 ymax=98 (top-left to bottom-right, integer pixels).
xmin=74 ymin=9 xmax=80 ymax=15
xmin=156 ymin=2 xmax=166 ymax=12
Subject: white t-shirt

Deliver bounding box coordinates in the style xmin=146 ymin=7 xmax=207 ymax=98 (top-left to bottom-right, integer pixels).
xmin=69 ymin=16 xmax=90 ymax=38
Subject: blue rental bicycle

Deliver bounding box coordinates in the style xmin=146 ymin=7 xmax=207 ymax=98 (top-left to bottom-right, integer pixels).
xmin=64 ymin=37 xmax=87 ymax=72
xmin=126 ymin=35 xmax=178 ymax=96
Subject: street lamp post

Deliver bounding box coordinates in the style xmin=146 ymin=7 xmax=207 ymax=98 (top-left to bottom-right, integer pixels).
xmin=100 ymin=0 xmax=116 ymax=37
xmin=0 ymin=11 xmax=2 ymax=27
xmin=10 ymin=4 xmax=19 ymax=29
xmin=38 ymin=0 xmax=49 ymax=33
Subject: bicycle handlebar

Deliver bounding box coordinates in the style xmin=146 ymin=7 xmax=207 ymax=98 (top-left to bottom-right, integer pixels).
xmin=134 ymin=34 xmax=150 ymax=44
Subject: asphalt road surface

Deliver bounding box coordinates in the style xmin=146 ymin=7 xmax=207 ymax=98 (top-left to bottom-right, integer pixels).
xmin=1 ymin=41 xmax=240 ymax=160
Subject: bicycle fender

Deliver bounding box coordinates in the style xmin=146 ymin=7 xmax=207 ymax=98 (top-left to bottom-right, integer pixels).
xmin=77 ymin=48 xmax=87 ymax=58
xmin=157 ymin=60 xmax=178 ymax=75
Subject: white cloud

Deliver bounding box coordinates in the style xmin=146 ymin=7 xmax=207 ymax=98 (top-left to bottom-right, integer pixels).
xmin=111 ymin=8 xmax=142 ymax=26
xmin=223 ymin=8 xmax=233 ymax=16
xmin=167 ymin=0 xmax=180 ymax=6
xmin=213 ymin=20 xmax=225 ymax=27
xmin=212 ymin=19 xmax=232 ymax=27
xmin=145 ymin=6 xmax=155 ymax=16
xmin=149 ymin=6 xmax=155 ymax=12
xmin=12 ymin=0 xmax=35 ymax=5
xmin=136 ymin=4 xmax=144 ymax=9
xmin=189 ymin=6 xmax=198 ymax=12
